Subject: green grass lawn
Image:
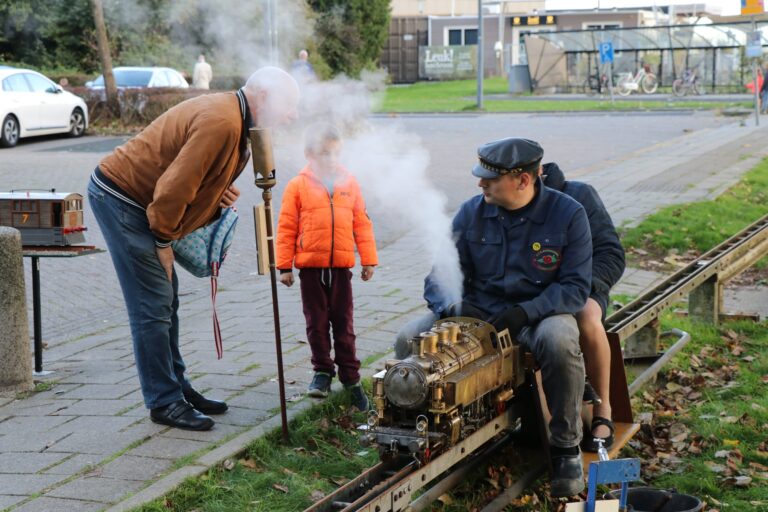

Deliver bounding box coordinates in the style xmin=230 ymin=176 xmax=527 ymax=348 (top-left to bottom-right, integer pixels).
xmin=378 ymin=77 xmax=751 ymax=113
xmin=619 ymin=157 xmax=768 ymax=268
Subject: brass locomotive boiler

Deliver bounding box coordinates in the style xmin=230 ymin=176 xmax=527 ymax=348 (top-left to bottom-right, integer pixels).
xmin=362 ymin=317 xmax=525 ymax=460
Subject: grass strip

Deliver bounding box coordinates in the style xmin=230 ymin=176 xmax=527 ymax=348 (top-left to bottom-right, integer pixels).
xmin=378 ymin=77 xmax=751 ymax=113
xmin=133 ymin=386 xmax=377 ymax=512
xmin=619 ymin=157 xmax=768 ymax=266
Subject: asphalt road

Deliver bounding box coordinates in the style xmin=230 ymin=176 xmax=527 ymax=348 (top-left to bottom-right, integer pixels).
xmin=0 ymin=110 xmax=735 ymax=342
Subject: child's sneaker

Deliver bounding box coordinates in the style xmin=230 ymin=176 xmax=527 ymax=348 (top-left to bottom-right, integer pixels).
xmin=346 ymin=383 xmax=370 ymax=411
xmin=307 ymin=372 xmax=332 ymax=398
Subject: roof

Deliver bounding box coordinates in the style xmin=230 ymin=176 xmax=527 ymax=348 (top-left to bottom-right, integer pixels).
xmin=0 ymin=191 xmax=83 ymax=201
xmin=527 ymin=20 xmax=767 ymax=52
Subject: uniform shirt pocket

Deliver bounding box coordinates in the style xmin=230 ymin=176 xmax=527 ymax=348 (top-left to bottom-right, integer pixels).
xmin=529 ymin=233 xmax=566 ymax=275
xmin=466 ymin=230 xmax=503 ymax=278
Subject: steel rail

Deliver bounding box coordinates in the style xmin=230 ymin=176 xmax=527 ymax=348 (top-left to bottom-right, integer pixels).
xmin=605 ymin=214 xmax=768 ymax=341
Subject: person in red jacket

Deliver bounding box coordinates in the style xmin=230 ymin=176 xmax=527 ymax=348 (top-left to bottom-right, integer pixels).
xmin=277 ymin=124 xmax=378 ymax=410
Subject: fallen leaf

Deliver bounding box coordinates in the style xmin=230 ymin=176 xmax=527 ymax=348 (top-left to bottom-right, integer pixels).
xmin=283 ymin=468 xmax=297 ymax=476
xmin=330 ymin=477 xmax=348 ymax=486
xmin=715 ymin=450 xmax=730 ymax=458
xmin=705 ymin=461 xmax=726 ymax=473
xmin=724 ymin=475 xmax=752 ymax=487
xmin=222 ymin=459 xmax=235 ymax=471
xmin=272 ymin=483 xmax=289 ymax=493
xmin=239 ymin=458 xmax=260 ymax=470
xmin=310 ymin=490 xmax=325 ymax=502
xmin=437 ymin=493 xmax=454 ymax=505
xmin=723 ymin=439 xmax=740 ymax=447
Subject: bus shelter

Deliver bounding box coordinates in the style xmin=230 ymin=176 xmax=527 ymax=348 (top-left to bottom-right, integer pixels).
xmin=523 ymin=21 xmax=768 ymax=93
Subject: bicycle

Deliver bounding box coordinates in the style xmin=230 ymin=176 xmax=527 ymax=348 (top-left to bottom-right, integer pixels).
xmin=582 ymin=73 xmax=610 ymax=96
xmin=672 ymin=69 xmax=701 ymax=96
xmin=615 ymin=66 xmax=658 ymax=96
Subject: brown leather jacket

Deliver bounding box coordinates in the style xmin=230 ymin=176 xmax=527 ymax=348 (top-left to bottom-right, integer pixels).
xmin=99 ymin=93 xmax=249 ymax=242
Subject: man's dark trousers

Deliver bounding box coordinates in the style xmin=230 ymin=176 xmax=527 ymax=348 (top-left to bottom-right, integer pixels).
xmin=299 ymin=268 xmax=360 ymax=385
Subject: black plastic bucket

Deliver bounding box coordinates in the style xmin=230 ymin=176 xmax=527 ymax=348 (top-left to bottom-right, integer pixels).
xmin=603 ymin=487 xmax=703 ymax=512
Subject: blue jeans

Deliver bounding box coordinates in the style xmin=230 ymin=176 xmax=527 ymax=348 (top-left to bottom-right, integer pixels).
xmin=762 ymin=90 xmax=768 ymax=113
xmin=395 ymin=311 xmax=584 ymax=448
xmin=88 ymin=180 xmax=189 ymax=409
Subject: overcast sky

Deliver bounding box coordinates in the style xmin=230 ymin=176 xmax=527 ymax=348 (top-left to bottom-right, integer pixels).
xmin=544 ymin=1 xmax=749 ymax=16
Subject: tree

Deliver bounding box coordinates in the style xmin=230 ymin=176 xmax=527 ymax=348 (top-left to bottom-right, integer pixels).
xmin=308 ymin=0 xmax=390 ymax=78
xmin=90 ymin=0 xmax=118 ymax=115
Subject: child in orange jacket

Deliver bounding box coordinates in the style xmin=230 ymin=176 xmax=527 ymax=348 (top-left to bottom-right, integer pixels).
xmin=276 ymin=124 xmax=378 ymax=410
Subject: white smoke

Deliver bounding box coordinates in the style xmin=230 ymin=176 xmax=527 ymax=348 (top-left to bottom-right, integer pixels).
xmin=281 ymin=73 xmax=464 ymax=305
xmin=101 ymin=0 xmax=464 ymax=303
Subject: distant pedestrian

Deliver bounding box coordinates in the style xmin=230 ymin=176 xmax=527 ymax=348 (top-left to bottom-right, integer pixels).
xmin=291 ymin=49 xmax=316 ymax=81
xmin=193 ymin=54 xmax=213 ymax=89
xmin=276 ymin=123 xmax=377 ymax=411
xmin=760 ymin=62 xmax=768 ymax=114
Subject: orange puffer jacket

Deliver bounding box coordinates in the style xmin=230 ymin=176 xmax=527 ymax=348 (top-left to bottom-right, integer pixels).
xmin=277 ymin=165 xmax=378 ymax=270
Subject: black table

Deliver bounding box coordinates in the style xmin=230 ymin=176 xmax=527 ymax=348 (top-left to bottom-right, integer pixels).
xmin=22 ymin=246 xmax=105 ymax=374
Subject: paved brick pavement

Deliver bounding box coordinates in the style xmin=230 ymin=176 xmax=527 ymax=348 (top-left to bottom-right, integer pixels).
xmin=0 ymin=112 xmax=766 ymax=511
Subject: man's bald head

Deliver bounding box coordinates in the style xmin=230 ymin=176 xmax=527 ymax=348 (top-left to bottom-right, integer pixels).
xmin=243 ymin=67 xmax=300 ymax=128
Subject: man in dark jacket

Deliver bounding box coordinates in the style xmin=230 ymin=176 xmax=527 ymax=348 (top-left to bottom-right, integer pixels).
xmin=541 ymin=162 xmax=625 ymax=452
xmin=396 ymin=138 xmax=592 ymax=498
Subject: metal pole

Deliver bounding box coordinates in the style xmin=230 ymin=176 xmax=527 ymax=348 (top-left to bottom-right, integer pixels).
xmin=477 ymin=0 xmax=484 ymax=109
xmin=249 ymin=127 xmax=290 ymax=442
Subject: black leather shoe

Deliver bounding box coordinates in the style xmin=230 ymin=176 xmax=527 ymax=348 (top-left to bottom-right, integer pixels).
xmin=550 ymin=449 xmax=585 ymax=498
xmin=183 ymin=387 xmax=228 ymax=415
xmin=150 ymin=399 xmax=214 ymax=431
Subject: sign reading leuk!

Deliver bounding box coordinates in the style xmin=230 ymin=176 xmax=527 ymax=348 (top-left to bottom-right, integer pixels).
xmin=742 ymin=0 xmax=764 ymax=15
xmin=419 ymin=46 xmax=477 ymax=80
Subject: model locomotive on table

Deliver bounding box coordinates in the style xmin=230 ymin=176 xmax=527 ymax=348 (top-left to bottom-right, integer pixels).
xmin=360 ymin=317 xmax=527 ymax=463
xmin=0 ymin=190 xmax=86 ymax=245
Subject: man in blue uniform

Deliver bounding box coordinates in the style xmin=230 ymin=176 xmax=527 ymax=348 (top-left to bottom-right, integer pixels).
xmin=542 ymin=162 xmax=626 ymax=452
xmin=395 ymin=138 xmax=592 ymax=498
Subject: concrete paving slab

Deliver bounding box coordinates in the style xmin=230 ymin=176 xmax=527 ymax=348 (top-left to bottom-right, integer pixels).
xmin=46 ymin=476 xmax=144 ymax=503
xmin=11 ymin=496 xmax=104 ymax=512
xmin=98 ymin=455 xmax=173 ymax=481
xmin=0 ymin=495 xmax=26 ymax=509
xmin=40 ymin=454 xmax=100 ymax=476
xmin=0 ymin=452 xmax=70 ymax=474
xmin=0 ymin=474 xmax=67 ymax=495
xmin=127 ymin=437 xmax=211 ymax=460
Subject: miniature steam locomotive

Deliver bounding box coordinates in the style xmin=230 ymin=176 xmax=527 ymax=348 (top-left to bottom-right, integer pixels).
xmin=0 ymin=190 xmax=86 ymax=246
xmin=360 ymin=317 xmax=527 ymax=462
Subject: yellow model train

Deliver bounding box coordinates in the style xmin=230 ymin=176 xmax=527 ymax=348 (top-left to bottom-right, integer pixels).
xmin=0 ymin=190 xmax=86 ymax=245
xmin=361 ymin=317 xmax=527 ymax=462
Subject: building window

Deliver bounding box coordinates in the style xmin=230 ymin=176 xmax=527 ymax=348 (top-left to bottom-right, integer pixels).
xmin=447 ymin=28 xmax=478 ymax=46
xmin=584 ymin=23 xmax=622 ymax=30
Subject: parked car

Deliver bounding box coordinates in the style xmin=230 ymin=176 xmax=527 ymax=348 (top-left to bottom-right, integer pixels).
xmin=86 ymin=66 xmax=189 ymax=89
xmin=0 ymin=68 xmax=88 ymax=148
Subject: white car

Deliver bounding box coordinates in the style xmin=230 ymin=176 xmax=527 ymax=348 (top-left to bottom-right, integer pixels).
xmin=0 ymin=68 xmax=88 ymax=148
xmin=86 ymin=66 xmax=189 ymax=89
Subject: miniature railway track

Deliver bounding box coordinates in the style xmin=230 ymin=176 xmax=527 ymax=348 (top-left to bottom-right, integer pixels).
xmin=304 ymin=214 xmax=768 ymax=512
xmin=304 ymin=408 xmax=520 ymax=512
xmin=605 ymin=213 xmax=768 ymax=340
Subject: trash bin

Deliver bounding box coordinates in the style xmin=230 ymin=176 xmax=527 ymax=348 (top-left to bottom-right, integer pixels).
xmin=604 ymin=487 xmax=703 ymax=512
xmin=508 ymin=64 xmax=531 ymax=93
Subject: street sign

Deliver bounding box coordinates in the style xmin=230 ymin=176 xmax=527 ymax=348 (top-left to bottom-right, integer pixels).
xmin=747 ymin=30 xmax=763 ymax=57
xmin=742 ymin=0 xmax=764 ymax=15
xmin=599 ymin=41 xmax=614 ymax=64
